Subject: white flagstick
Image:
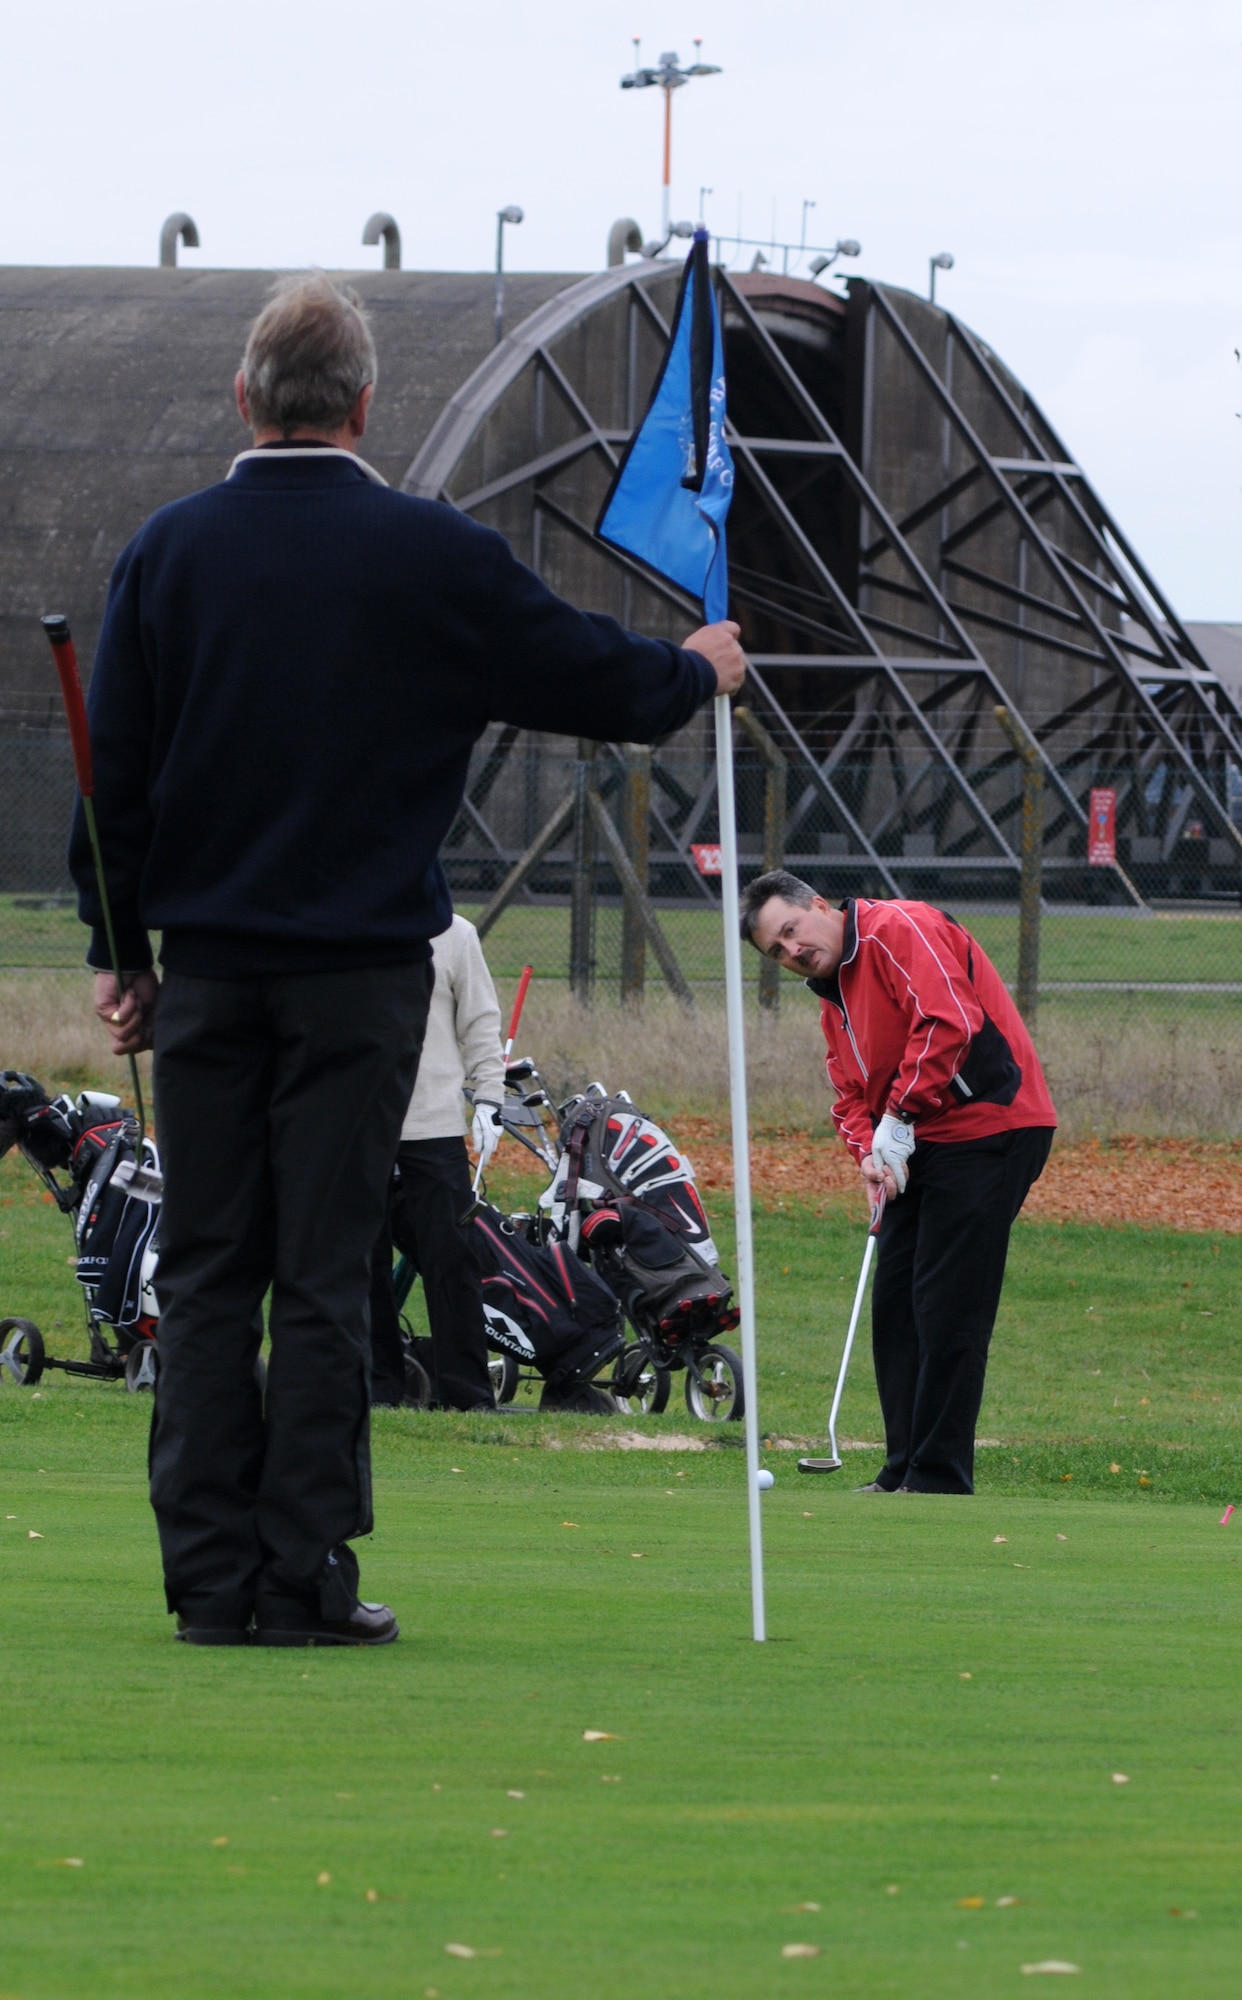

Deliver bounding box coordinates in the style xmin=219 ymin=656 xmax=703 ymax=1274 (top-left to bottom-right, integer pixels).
xmin=714 ymin=691 xmax=766 ymax=1642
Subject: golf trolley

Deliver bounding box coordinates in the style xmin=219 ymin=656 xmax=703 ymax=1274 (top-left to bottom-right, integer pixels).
xmin=473 ymin=1055 xmax=745 ymax=1423
xmin=0 ymin=1071 xmax=162 ymax=1394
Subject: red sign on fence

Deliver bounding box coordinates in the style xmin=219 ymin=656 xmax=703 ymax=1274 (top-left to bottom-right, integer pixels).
xmin=1088 ymin=787 xmax=1117 ymax=865
xmin=691 ymin=843 xmax=723 ymax=876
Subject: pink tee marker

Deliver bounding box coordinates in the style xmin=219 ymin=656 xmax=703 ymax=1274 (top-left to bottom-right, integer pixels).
xmin=1220 ymin=1505 xmax=1235 ymax=1527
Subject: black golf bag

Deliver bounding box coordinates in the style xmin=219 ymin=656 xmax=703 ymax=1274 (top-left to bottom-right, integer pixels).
xmin=470 ymin=1201 xmax=626 ymax=1411
xmin=0 ymin=1070 xmax=161 ymax=1388
xmin=501 ymin=1078 xmax=745 ymax=1421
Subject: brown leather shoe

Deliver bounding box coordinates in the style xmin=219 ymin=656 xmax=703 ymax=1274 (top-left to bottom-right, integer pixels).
xmin=254 ymin=1601 xmax=399 ymax=1648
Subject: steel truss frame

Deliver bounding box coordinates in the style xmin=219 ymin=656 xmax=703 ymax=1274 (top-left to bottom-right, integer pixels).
xmin=404 ymin=262 xmax=1242 ymax=911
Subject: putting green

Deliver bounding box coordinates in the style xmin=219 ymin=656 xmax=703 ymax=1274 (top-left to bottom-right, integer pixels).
xmin=1 ymin=1396 xmax=1239 ymax=1998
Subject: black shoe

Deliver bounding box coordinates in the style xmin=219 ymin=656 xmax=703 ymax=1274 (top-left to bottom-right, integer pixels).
xmin=175 ymin=1618 xmax=251 ymax=1646
xmin=254 ymin=1600 xmax=399 ymax=1648
xmin=853 ymin=1480 xmax=893 ymax=1493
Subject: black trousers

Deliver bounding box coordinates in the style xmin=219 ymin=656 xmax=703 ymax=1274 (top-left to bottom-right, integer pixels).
xmin=368 ymin=1138 xmax=495 ymax=1411
xmin=870 ymin=1125 xmax=1053 ymax=1495
xmin=149 ymin=962 xmax=432 ymax=1626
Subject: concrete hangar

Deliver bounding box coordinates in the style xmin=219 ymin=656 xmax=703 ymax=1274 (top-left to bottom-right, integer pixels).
xmin=0 ymin=219 xmax=1238 ymax=934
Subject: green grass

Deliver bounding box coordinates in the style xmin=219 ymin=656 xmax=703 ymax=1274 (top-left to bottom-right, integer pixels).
xmin=10 ymin=894 xmax=1235 ymax=983
xmin=459 ymin=904 xmax=1242 ymax=989
xmin=4 ymin=1150 xmax=1242 ymax=1994
xmin=2 ymin=1397 xmax=1242 ymax=1998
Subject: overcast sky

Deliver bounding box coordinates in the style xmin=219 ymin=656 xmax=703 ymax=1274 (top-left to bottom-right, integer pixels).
xmin=5 ymin=0 xmax=1240 ymax=615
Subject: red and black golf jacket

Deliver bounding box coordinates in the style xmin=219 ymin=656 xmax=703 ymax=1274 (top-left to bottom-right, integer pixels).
xmin=807 ymin=900 xmax=1057 ymax=1163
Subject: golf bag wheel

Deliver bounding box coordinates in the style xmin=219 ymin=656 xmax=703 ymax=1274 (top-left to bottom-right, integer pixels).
xmin=402 ymin=1351 xmax=432 ymax=1410
xmin=124 ymin=1341 xmax=159 ymax=1394
xmin=0 ymin=1318 xmax=45 ymax=1387
xmin=489 ymin=1352 xmax=520 ymax=1406
xmin=613 ymin=1342 xmax=671 ymax=1417
xmin=685 ymin=1343 xmax=744 ymax=1423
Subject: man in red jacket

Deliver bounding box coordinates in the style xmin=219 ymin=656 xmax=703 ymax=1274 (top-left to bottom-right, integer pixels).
xmin=741 ymin=872 xmax=1056 ymax=1495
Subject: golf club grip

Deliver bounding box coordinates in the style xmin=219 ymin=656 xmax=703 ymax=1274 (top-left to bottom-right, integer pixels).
xmin=868 ymin=1187 xmax=887 ymax=1235
xmin=505 ymin=964 xmax=533 ymax=1051
xmin=41 ymin=616 xmax=94 ymax=798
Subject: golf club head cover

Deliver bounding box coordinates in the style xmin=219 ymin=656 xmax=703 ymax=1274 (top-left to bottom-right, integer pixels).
xmin=471 ymin=1101 xmax=504 ymax=1171
xmin=871 ymin=1112 xmax=916 ymax=1194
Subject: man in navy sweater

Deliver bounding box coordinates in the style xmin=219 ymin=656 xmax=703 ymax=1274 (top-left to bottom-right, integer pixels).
xmin=76 ymin=272 xmax=744 ymax=1647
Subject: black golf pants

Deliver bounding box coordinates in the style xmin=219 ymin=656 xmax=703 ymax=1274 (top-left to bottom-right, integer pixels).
xmin=149 ymin=962 xmax=432 ymax=1628
xmin=368 ymin=1138 xmax=495 ymax=1411
xmin=870 ymin=1125 xmax=1053 ymax=1495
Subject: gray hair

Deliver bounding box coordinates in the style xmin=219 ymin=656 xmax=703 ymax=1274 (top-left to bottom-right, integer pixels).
xmin=739 ymin=868 xmax=816 ymax=946
xmin=241 ymin=273 xmax=377 ymax=436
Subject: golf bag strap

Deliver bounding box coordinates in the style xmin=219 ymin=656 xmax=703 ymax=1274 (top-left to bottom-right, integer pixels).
xmin=562 ymin=1116 xmax=591 ymax=1209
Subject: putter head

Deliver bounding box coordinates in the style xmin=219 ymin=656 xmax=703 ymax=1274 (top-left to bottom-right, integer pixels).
xmin=111 ymin=1158 xmax=164 ymax=1205
xmin=457 ymin=1196 xmax=483 ymax=1226
xmin=797 ymin=1455 xmax=843 ymax=1474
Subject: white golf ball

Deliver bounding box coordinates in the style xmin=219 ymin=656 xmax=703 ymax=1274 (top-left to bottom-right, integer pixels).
xmin=756 ymin=1469 xmax=775 ymax=1490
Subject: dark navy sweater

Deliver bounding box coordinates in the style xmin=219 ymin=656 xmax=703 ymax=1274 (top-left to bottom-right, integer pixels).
xmin=71 ymin=449 xmax=716 ymax=976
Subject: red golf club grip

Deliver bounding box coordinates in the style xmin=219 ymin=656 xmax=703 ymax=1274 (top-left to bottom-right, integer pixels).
xmin=41 ymin=615 xmax=94 ymax=798
xmin=506 ymin=964 xmax=533 ymax=1049
xmin=868 ymin=1186 xmax=887 ymax=1235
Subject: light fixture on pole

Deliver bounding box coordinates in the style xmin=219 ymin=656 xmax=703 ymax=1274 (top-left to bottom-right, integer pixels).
xmin=494 ymin=205 xmax=524 ymax=345
xmin=928 ymin=250 xmax=954 ymax=303
xmin=809 ymin=239 xmax=861 ymax=278
xmin=621 ymin=37 xmax=721 ymax=239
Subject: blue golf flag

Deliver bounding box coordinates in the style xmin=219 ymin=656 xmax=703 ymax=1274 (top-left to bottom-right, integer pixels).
xmin=596 ymin=229 xmax=734 ymax=621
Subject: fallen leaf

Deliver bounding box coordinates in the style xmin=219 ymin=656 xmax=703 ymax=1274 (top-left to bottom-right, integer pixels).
xmin=957 ymin=1895 xmax=986 ymax=1908
xmin=781 ymin=1944 xmax=820 ymax=1959
xmin=1168 ymin=1908 xmax=1198 ymax=1918
xmin=451 ymin=1467 xmax=463 ymax=1474
xmin=507 ymin=1789 xmax=525 ymax=1799
xmin=57 ymin=1858 xmax=84 ymax=1868
xmin=1021 ymin=1963 xmax=1080 ymax=1976
xmin=582 ymin=1731 xmax=620 ymax=1742
xmin=992 ymin=1535 xmax=1008 ymax=1544
xmin=1138 ymin=1474 xmax=1152 ymax=1487
xmin=788 ymin=1901 xmax=820 ymax=1913
xmin=630 ymin=1552 xmax=645 ymax=1559
xmin=211 ymin=1836 xmax=229 ymax=1848
xmin=490 ymin=1829 xmax=508 ymax=1839
xmin=600 ymin=1774 xmax=621 ymax=1783
xmin=959 ymin=1671 xmax=972 ymax=1680
xmin=444 ymin=1944 xmax=476 ymax=1959
xmin=996 ymin=1895 xmax=1021 ymax=1907
xmin=28 ymin=1530 xmax=43 ymax=1540
xmin=1056 ymin=1534 xmax=1068 ymax=1542
xmin=317 ymin=1872 xmax=331 ymax=1885
xmin=885 ymin=1885 xmax=900 ymax=1895
xmin=1111 ymin=1772 xmax=1130 ymax=1785
xmin=561 ymin=1521 xmax=578 ymax=1529
xmin=365 ymin=1888 xmax=379 ymax=1902
xmin=1109 ymin=1463 xmax=1121 ymax=1475
xmin=802 ymin=1510 xmax=813 ymax=1518
xmin=1060 ymin=1473 xmax=1073 ymax=1483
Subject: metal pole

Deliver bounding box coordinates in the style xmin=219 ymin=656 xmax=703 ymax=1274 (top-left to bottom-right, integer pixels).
xmin=569 ymin=740 xmax=596 ymax=1001
xmin=662 ymin=87 xmax=672 ymax=238
xmin=735 ymin=706 xmax=787 ymax=1014
xmin=620 ymin=745 xmax=651 ymax=1005
xmin=715 ymin=693 xmax=766 ymax=1642
xmin=994 ymin=705 xmax=1044 ymax=1025
xmin=494 ymin=215 xmax=504 ymax=346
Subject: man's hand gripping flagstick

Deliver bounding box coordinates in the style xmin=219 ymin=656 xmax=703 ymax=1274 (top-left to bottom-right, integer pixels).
xmin=460 ymin=963 xmax=533 ymax=1225
xmin=597 ymin=230 xmax=767 ymax=1640
xmin=41 ymin=615 xmax=162 ymax=1203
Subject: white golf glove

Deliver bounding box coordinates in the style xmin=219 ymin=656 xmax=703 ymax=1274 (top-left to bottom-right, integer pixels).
xmin=471 ymin=1101 xmax=504 ymax=1172
xmin=871 ymin=1112 xmax=916 ymax=1194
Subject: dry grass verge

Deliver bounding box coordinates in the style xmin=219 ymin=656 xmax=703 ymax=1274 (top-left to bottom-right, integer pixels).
xmin=4 ymin=973 xmax=1241 ymax=1145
